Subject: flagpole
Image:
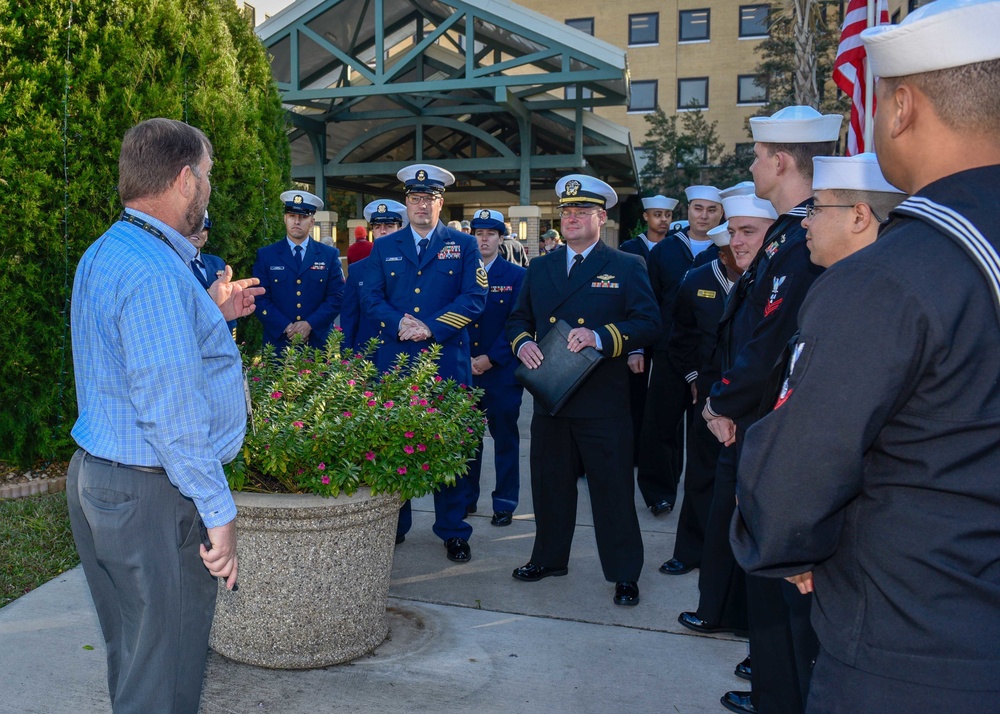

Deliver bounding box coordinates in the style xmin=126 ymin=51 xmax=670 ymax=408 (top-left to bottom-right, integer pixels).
xmin=863 ymin=0 xmax=876 ymax=151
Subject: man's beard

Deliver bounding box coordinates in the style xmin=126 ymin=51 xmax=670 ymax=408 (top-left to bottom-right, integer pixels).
xmin=185 ymin=180 xmax=209 ymax=236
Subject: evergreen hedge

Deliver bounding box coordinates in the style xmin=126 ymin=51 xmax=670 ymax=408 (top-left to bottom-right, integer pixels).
xmin=0 ymin=0 xmax=291 ymax=466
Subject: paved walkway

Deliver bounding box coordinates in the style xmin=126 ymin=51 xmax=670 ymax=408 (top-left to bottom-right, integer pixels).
xmin=0 ymin=399 xmax=747 ymax=713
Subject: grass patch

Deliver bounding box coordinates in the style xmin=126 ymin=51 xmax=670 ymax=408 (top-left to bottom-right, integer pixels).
xmin=1 ymin=492 xmax=80 ymax=608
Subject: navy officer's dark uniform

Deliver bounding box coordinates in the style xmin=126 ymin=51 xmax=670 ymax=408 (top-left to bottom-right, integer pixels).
xmin=733 ymin=165 xmax=1000 ymax=712
xmin=253 ymin=191 xmax=345 ymax=352
xmin=507 ymin=177 xmax=659 ymax=601
xmin=465 ymin=219 xmax=526 ymax=522
xmin=361 ymin=168 xmax=487 ymax=553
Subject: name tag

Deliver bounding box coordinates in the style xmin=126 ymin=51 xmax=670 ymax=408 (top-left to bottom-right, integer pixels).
xmin=385 ymin=256 xmax=403 ymax=262
xmin=696 ymin=289 xmax=717 ymax=299
xmin=269 ymin=265 xmax=285 ymax=270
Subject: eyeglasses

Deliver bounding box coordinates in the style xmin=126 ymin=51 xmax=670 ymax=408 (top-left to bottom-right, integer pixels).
xmin=806 ymin=203 xmax=885 ymax=223
xmin=805 ymin=204 xmax=856 ymax=219
xmin=559 ymin=208 xmax=601 ymax=220
xmin=405 ymin=194 xmax=441 ymax=206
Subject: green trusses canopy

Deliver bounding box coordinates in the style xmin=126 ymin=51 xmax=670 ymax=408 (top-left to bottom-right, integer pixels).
xmin=256 ymin=0 xmax=637 ymax=205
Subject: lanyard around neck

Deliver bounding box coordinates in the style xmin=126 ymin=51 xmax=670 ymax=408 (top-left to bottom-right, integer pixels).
xmin=118 ymin=211 xmax=181 ymax=258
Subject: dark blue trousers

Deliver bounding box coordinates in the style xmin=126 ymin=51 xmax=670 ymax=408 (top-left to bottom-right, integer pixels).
xmin=466 ymin=384 xmax=524 ymax=514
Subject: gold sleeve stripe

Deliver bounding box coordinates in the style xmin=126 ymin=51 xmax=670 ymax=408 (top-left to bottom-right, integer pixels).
xmin=436 ymin=314 xmax=469 ymax=328
xmin=442 ymin=311 xmax=471 ymax=326
xmin=511 ymin=331 xmax=533 ymax=355
xmin=605 ymin=323 xmax=623 ymax=357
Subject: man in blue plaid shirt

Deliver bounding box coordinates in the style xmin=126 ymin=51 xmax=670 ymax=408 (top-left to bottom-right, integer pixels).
xmin=67 ymin=118 xmax=262 ymax=714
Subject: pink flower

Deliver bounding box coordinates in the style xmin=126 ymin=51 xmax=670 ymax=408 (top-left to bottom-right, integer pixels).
xmin=321 ymin=475 xmax=330 ymax=485
xmin=434 ymin=376 xmax=442 ymax=382
xmin=293 ymin=421 xmax=304 ymax=428
xmin=334 ymin=326 xmax=343 ymax=332
xmin=404 ymin=431 xmax=415 ymax=438
xmin=363 ymin=391 xmax=374 ymax=397
xmin=434 ymin=434 xmax=442 ymax=440
xmin=271 ymin=391 xmax=283 ymax=399
xmin=421 ymin=463 xmax=430 ymax=471
xmin=419 ymin=399 xmax=428 ymax=406
xmin=417 ymin=444 xmax=426 ymax=452
xmin=296 ymin=469 xmax=303 ymax=475
xmin=410 ymin=385 xmax=420 ymax=392
xmin=348 ymin=380 xmax=356 ymax=386
xmin=426 ymin=407 xmax=438 ymax=414
xmin=318 ymin=462 xmax=326 ymax=471
xmin=365 ymin=452 xmax=376 ymax=461
xmin=410 ymin=399 xmax=418 ymax=406
xmin=404 ymin=445 xmax=415 ymax=454
xmin=367 ymin=400 xmax=377 ymax=407
xmin=384 ymin=401 xmax=395 ymax=409
xmin=251 ymin=376 xmax=261 ymax=382
xmin=342 ymin=411 xmax=352 ymax=418
xmin=300 ymin=369 xmax=311 ymax=375
xmin=397 ymin=467 xmax=407 ymax=475
xmin=466 ymin=427 xmax=474 ymax=433
xmin=341 ymin=360 xmax=350 ymax=366
xmin=264 ymin=444 xmax=270 ymax=450
xmin=459 ymin=383 xmax=467 ymax=389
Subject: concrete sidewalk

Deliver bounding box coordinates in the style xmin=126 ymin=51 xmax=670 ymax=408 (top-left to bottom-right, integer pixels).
xmin=0 ymin=399 xmax=747 ymax=713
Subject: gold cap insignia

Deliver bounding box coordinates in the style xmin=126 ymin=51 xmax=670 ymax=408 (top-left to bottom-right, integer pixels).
xmin=565 ymin=179 xmax=581 ymax=196
xmin=293 ymin=194 xmax=303 ymax=204
xmin=478 ymin=209 xmax=490 ymax=219
xmin=377 ymin=203 xmax=387 ymax=213
xmin=416 ymin=169 xmax=427 ymax=181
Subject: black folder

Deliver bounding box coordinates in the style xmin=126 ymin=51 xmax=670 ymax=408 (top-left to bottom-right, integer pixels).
xmin=515 ymin=319 xmax=603 ymax=416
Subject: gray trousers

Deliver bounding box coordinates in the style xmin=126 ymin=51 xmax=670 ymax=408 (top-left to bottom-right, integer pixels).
xmin=67 ymin=450 xmax=218 ymax=714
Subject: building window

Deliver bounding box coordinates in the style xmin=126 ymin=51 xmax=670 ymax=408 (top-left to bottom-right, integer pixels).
xmin=629 ymin=80 xmax=658 ymax=113
xmin=735 ymin=143 xmax=756 ymax=165
xmin=677 ymin=77 xmax=709 ymax=110
xmin=737 ymin=75 xmax=767 ymax=104
xmin=565 ymin=17 xmax=594 ymax=35
xmin=679 ymin=9 xmax=710 ymax=42
xmin=739 ymin=5 xmax=770 ymax=38
xmin=678 ymin=146 xmax=708 ymax=167
xmin=629 ymin=13 xmax=659 ymax=45
xmin=243 ymin=2 xmax=256 ymax=25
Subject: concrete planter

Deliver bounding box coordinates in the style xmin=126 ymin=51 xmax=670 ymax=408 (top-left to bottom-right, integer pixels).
xmin=209 ymin=488 xmax=401 ymax=669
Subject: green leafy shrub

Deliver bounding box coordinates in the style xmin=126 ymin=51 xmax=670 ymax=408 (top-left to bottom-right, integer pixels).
xmin=228 ymin=332 xmax=487 ymax=501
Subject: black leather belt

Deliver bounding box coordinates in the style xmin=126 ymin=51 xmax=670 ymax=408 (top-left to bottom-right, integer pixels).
xmin=84 ymin=453 xmax=166 ymax=474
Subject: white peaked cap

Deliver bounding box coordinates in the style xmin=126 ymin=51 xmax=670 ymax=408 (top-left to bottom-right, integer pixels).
xmin=862 ymin=0 xmax=1000 ymax=78
xmin=363 ymin=199 xmax=407 ymax=224
xmin=555 ymin=174 xmax=618 ymax=209
xmin=722 ymin=194 xmax=779 ymax=220
xmin=719 ymin=181 xmax=756 ymax=199
xmin=812 ymin=153 xmax=905 ymax=193
xmin=642 ymin=194 xmax=680 ymax=211
xmin=750 ymin=105 xmax=843 ymax=143
xmin=708 ymin=222 xmax=731 ymax=247
xmin=397 ymin=164 xmax=456 ymax=193
xmin=685 ymin=185 xmax=722 ymax=203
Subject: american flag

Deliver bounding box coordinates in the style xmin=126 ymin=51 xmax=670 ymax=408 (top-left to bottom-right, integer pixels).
xmin=833 ymin=0 xmax=890 ymax=155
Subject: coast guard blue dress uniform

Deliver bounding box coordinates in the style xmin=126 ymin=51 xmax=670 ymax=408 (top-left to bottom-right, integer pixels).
xmin=253 ymin=191 xmax=345 ymax=352
xmin=341 ymin=199 xmax=406 ymax=354
xmin=465 ymin=252 xmax=526 ymax=518
xmin=636 ymin=227 xmax=718 ymax=510
xmin=361 ymin=167 xmax=487 ymax=549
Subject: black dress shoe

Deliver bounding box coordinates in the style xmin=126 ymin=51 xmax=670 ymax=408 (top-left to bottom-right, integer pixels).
xmin=463 ymin=505 xmax=477 ymax=519
xmin=659 ymin=558 xmax=695 ymax=575
xmin=734 ymin=656 xmax=751 ymax=681
xmin=677 ymin=611 xmax=748 ymax=637
xmin=490 ymin=511 xmax=513 ymax=526
xmin=395 ymin=534 xmax=405 ymax=545
xmin=650 ymin=499 xmax=674 ymax=516
xmin=445 ymin=537 xmax=471 ymax=562
xmin=511 ymin=562 xmax=568 ymax=581
xmin=720 ymin=690 xmax=756 ymax=714
xmin=613 ymin=581 xmax=640 ymax=606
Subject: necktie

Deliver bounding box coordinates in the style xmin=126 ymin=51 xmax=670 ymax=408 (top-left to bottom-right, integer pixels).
xmin=568 ymin=253 xmax=584 ymax=277
xmin=417 ymin=238 xmax=429 ymax=260
xmin=191 ymin=258 xmax=208 ymax=287
xmin=294 ymin=245 xmax=303 ymax=268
